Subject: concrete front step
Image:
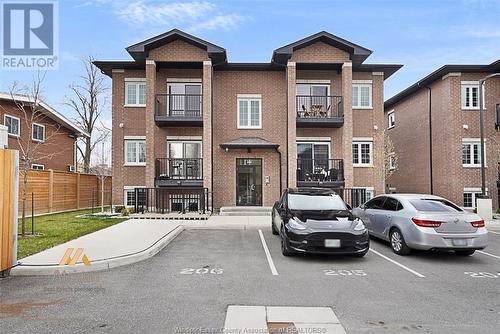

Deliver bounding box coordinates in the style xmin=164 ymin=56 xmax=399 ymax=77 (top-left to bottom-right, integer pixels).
xmin=220 ymin=206 xmax=272 ymax=216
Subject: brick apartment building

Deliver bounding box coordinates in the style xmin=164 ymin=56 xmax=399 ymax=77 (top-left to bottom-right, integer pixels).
xmin=384 ymin=59 xmax=500 ymax=210
xmin=0 ymin=92 xmax=89 ymax=171
xmin=94 ymin=29 xmax=401 ymax=211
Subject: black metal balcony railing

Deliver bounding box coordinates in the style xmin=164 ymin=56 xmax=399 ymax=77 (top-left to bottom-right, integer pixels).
xmin=134 ymin=187 xmax=209 ymax=214
xmin=296 ymin=158 xmax=344 ymax=182
xmin=155 ymin=158 xmax=203 ymax=180
xmin=296 ymin=95 xmax=343 ymax=119
xmin=155 ymin=94 xmax=202 ymax=118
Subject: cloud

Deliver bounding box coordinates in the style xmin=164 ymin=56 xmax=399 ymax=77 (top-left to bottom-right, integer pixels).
xmin=461 ymin=25 xmax=500 ymax=38
xmin=90 ymin=0 xmax=245 ymax=31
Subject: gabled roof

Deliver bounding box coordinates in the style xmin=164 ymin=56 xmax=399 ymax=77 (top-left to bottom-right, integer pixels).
xmin=0 ymin=92 xmax=90 ymax=137
xmin=220 ymin=137 xmax=279 ymax=149
xmin=126 ymin=29 xmax=227 ymax=63
xmin=385 ymin=58 xmax=500 ymax=109
xmin=272 ymin=31 xmax=372 ymax=65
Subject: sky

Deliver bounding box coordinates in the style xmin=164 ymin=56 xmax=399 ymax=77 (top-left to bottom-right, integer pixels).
xmin=2 ymin=0 xmax=500 ymax=132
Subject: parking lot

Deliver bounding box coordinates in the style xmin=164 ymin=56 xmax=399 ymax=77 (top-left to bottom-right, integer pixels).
xmin=1 ymin=225 xmax=500 ymax=333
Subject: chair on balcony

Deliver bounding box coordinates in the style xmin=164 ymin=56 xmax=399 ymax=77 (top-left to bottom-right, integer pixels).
xmin=297 ymin=168 xmax=303 ymax=182
xmin=326 ymin=168 xmax=339 ymax=182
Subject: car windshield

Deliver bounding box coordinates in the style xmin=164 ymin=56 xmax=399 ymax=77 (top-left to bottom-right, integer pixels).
xmin=409 ymin=199 xmax=463 ymax=212
xmin=288 ymin=194 xmax=347 ymax=211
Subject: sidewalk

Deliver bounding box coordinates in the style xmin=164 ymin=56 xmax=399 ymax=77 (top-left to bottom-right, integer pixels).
xmin=10 ymin=215 xmax=270 ymax=276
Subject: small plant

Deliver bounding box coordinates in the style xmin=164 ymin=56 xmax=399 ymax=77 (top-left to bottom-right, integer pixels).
xmin=114 ymin=206 xmax=125 ymax=214
xmin=121 ymin=208 xmax=130 ymax=216
xmin=496 ymin=208 xmax=500 ymax=214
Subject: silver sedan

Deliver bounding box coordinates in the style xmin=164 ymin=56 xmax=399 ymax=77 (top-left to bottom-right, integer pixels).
xmin=352 ymin=194 xmax=488 ymax=255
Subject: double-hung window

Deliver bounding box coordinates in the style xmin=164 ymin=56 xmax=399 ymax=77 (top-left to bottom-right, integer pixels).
xmin=237 ymin=95 xmax=261 ymax=129
xmin=32 ymin=123 xmax=45 ymax=142
xmin=463 ymin=188 xmax=485 ymax=208
xmin=352 ymin=140 xmax=373 ymax=166
xmin=352 ymin=81 xmax=372 ymax=109
xmin=124 ymin=187 xmax=146 ymax=207
xmin=4 ymin=114 xmax=20 ymax=136
xmin=31 ymin=164 xmax=45 ymax=170
xmin=462 ymin=140 xmax=484 ymax=167
xmin=461 ymin=82 xmax=483 ymax=110
xmin=125 ymin=79 xmax=146 ymax=106
xmin=387 ymin=110 xmax=395 ymax=129
xmin=124 ymin=139 xmax=146 ymax=166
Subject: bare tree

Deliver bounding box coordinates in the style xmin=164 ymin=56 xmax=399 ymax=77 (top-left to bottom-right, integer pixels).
xmin=91 ymin=125 xmax=111 ymax=213
xmin=374 ymin=129 xmax=399 ymax=191
xmin=65 ymin=55 xmax=108 ymax=174
xmin=3 ymin=73 xmax=65 ymax=236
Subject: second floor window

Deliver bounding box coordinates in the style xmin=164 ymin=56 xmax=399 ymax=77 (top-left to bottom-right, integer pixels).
xmin=387 ymin=111 xmax=395 ymax=129
xmin=352 ymin=82 xmax=372 ymax=109
xmin=352 ymin=141 xmax=372 ymax=166
xmin=125 ymin=139 xmax=146 ymax=165
xmin=4 ymin=114 xmax=20 ymax=136
xmin=125 ymin=80 xmax=146 ymax=106
xmin=461 ymin=82 xmax=482 ymax=109
xmin=32 ymin=123 xmax=45 ymax=142
xmin=462 ymin=140 xmax=484 ymax=167
xmin=237 ymin=96 xmax=261 ymax=129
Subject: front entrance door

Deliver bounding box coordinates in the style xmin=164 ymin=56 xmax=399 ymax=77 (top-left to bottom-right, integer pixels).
xmin=236 ymin=158 xmax=262 ymax=206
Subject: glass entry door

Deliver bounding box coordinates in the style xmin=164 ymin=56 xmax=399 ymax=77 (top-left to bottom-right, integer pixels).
xmin=236 ymin=159 xmax=262 ymax=206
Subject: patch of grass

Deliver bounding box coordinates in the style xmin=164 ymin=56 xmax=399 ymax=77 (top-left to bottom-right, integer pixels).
xmin=17 ymin=209 xmax=126 ymax=259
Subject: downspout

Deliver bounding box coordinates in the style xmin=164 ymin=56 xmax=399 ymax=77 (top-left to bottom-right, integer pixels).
xmin=210 ymin=64 xmax=215 ymax=211
xmin=276 ymin=148 xmax=282 ymax=194
xmin=426 ymin=86 xmax=434 ymax=195
xmin=285 ymin=65 xmax=289 ymax=188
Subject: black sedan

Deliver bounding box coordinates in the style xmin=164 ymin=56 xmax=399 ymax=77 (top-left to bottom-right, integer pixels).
xmin=271 ymin=188 xmax=369 ymax=257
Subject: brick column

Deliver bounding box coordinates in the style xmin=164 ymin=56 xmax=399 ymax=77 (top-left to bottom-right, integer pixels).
xmin=202 ymin=60 xmax=212 ymax=207
xmin=145 ymin=60 xmax=156 ymax=188
xmin=341 ymin=62 xmax=353 ymax=187
xmin=287 ymin=61 xmax=297 ymax=188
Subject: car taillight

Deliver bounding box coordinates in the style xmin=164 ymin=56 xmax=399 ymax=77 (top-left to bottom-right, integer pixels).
xmin=470 ymin=220 xmax=485 ymax=228
xmin=412 ymin=217 xmax=442 ymax=228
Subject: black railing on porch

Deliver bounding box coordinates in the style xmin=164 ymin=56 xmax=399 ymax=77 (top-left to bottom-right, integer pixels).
xmin=134 ymin=187 xmax=209 ymax=214
xmin=297 ymin=158 xmax=344 ymax=182
xmin=296 ymin=95 xmax=343 ymax=119
xmin=332 ymin=188 xmax=369 ymax=208
xmin=155 ymin=158 xmax=203 ymax=180
xmin=155 ymin=94 xmax=203 ymax=118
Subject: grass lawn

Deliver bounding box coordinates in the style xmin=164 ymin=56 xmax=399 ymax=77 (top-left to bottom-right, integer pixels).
xmin=17 ymin=209 xmax=127 ymax=259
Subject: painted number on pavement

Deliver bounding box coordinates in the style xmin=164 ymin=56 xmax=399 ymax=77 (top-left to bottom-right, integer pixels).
xmin=464 ymin=271 xmax=499 ymax=278
xmin=323 ymin=269 xmax=367 ymax=276
xmin=180 ymin=268 xmax=223 ymax=275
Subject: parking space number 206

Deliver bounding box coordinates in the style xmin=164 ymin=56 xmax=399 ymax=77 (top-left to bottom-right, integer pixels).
xmin=180 ymin=268 xmax=223 ymax=275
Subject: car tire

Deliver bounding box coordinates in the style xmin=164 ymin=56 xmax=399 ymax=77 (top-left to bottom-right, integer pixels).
xmin=455 ymin=249 xmax=475 ymax=256
xmin=271 ymin=211 xmax=279 ymax=235
xmin=389 ymin=228 xmax=411 ymax=256
xmin=281 ymin=227 xmax=293 ymax=256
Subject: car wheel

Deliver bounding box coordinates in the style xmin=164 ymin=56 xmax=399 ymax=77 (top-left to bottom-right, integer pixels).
xmin=455 ymin=249 xmax=475 ymax=256
xmin=281 ymin=227 xmax=293 ymax=256
xmin=389 ymin=228 xmax=411 ymax=255
xmin=271 ymin=211 xmax=279 ymax=235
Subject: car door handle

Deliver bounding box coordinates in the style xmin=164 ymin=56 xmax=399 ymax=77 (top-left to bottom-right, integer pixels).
xmin=385 ymin=214 xmax=392 ymax=218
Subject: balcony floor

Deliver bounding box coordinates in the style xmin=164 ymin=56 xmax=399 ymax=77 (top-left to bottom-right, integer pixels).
xmin=296 ymin=117 xmax=344 ymax=128
xmin=155 ymin=179 xmax=203 ymax=187
xmin=297 ymin=180 xmax=345 ymax=188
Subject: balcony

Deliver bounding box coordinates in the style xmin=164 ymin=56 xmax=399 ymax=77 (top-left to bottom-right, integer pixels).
xmin=296 ymin=158 xmax=344 ymax=188
xmin=296 ymin=95 xmax=344 ymax=128
xmin=155 ymin=94 xmax=203 ymax=126
xmin=155 ymin=158 xmax=203 ymax=187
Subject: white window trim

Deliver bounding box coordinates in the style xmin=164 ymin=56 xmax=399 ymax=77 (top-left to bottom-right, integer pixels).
xmin=166 ymin=78 xmax=202 ymax=83
xmin=32 ymin=123 xmax=45 ymax=142
xmin=462 ymin=139 xmax=486 ymax=168
xmin=460 ymin=81 xmax=486 ymax=110
xmin=124 ymin=186 xmax=146 ymax=207
xmin=4 ymin=114 xmax=20 ymax=137
xmin=462 ymin=188 xmax=488 ymax=209
xmin=353 ymin=141 xmax=373 ymax=167
xmin=237 ymin=95 xmax=262 ymax=129
xmin=124 ymin=79 xmax=147 ymax=107
xmin=352 ymin=82 xmax=373 ymax=109
xmin=31 ymin=163 xmax=45 ymax=170
xmin=387 ymin=110 xmax=395 ymax=129
xmin=124 ymin=139 xmax=146 ymax=166
xmin=296 ymin=79 xmax=331 ymax=84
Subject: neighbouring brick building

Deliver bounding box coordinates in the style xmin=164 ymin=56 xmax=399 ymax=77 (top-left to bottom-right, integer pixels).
xmin=0 ymin=92 xmax=89 ymax=171
xmin=384 ymin=59 xmax=500 ymax=210
xmin=94 ymin=29 xmax=401 ymax=211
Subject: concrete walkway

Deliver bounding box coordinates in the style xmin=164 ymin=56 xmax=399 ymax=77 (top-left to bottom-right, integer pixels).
xmin=10 ymin=215 xmax=270 ymax=276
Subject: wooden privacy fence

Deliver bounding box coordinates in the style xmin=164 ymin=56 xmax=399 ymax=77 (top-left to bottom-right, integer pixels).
xmin=19 ymin=170 xmax=112 ymax=215
xmin=0 ymin=149 xmax=19 ymax=273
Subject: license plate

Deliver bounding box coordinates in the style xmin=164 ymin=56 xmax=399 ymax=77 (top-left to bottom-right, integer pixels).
xmin=452 ymin=239 xmax=468 ymax=246
xmin=324 ymin=239 xmax=341 ymax=248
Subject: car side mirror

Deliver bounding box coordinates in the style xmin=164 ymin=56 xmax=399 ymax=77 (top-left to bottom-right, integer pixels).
xmin=274 ymin=201 xmax=280 ymax=208
xmin=345 ymin=203 xmax=352 ymax=210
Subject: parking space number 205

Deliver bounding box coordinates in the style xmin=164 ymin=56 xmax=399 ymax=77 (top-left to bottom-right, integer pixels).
xmin=180 ymin=268 xmax=223 ymax=275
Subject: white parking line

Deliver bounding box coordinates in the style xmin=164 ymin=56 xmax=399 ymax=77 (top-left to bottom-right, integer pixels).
xmin=369 ymin=248 xmax=426 ymax=278
xmin=477 ymin=250 xmax=500 ymax=260
xmin=488 ymin=230 xmax=500 ymax=235
xmin=258 ymin=229 xmax=279 ymax=276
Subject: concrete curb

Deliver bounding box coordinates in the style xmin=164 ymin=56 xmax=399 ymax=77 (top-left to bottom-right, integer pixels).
xmin=10 ymin=226 xmax=184 ymax=276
